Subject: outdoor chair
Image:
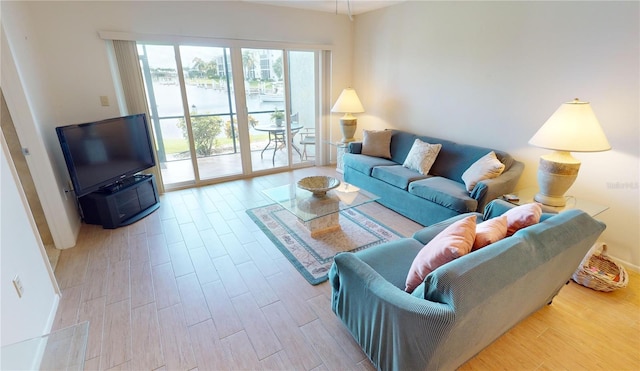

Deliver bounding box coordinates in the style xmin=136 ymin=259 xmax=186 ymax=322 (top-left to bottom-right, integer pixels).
xmin=299 ymin=128 xmax=316 ymax=160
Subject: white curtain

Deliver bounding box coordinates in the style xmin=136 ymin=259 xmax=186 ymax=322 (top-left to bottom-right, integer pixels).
xmin=112 ymin=40 xmax=164 ymax=194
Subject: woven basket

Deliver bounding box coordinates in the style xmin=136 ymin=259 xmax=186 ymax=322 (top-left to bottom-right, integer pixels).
xmin=572 ymin=242 xmax=629 ymax=292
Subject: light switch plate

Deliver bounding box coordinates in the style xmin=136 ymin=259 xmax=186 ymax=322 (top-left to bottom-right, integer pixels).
xmin=13 ymin=275 xmax=24 ymax=298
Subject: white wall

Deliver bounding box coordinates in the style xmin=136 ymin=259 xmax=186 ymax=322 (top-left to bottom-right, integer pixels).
xmin=353 ymin=1 xmax=639 ymax=268
xmin=8 ymin=1 xmax=636 ymax=267
xmin=0 ymin=132 xmax=59 ymax=347
xmin=1 ymin=22 xmax=80 ymax=250
xmin=1 ymin=1 xmax=354 ymax=249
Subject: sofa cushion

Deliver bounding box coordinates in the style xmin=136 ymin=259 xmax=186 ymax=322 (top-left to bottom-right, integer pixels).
xmin=362 ymin=129 xmax=392 ymax=159
xmin=388 ymin=130 xmax=419 ymax=164
xmin=403 ymin=138 xmax=442 ymax=175
xmin=343 ymin=153 xmax=396 ymax=176
xmin=372 ymin=165 xmax=430 ymax=190
xmin=461 ymin=151 xmax=506 ymax=192
xmin=427 ymin=139 xmax=509 ymax=182
xmin=409 ymin=177 xmax=478 ymax=213
xmin=473 ymin=215 xmax=508 ymax=251
xmin=504 ymin=203 xmax=543 ymax=236
xmin=405 ymin=215 xmax=476 ymax=293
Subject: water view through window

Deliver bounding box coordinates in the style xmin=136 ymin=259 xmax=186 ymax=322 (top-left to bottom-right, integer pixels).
xmin=138 ymin=43 xmax=317 ymax=188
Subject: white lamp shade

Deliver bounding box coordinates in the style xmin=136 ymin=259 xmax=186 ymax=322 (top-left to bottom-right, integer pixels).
xmin=331 ymin=88 xmax=365 ymax=113
xmin=529 ymin=99 xmax=611 ymax=152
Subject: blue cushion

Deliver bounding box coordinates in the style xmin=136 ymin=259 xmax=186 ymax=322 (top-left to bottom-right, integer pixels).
xmin=403 ymin=136 xmax=508 ymax=182
xmin=371 ymin=165 xmax=430 ymax=189
xmin=409 ymin=177 xmax=478 ymax=213
xmin=343 ymin=153 xmax=396 ymax=176
xmin=389 ymin=131 xmax=418 ymax=164
xmin=383 ymin=130 xmax=515 ymax=183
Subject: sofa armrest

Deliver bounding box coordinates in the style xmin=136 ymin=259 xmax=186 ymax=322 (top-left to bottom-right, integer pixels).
xmin=412 ymin=212 xmax=483 ymax=245
xmin=471 ymin=160 xmax=524 ymax=211
xmin=347 ymin=141 xmax=362 ymax=154
xmin=329 ymin=252 xmax=455 ymax=371
xmin=482 ymin=198 xmax=517 ymax=218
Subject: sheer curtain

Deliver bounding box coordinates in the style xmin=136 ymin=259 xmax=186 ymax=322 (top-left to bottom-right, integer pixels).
xmin=111 ymin=40 xmax=164 ymax=193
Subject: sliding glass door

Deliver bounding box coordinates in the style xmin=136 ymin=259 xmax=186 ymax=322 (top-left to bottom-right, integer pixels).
xmin=243 ymin=48 xmax=317 ymax=172
xmin=288 ymin=51 xmax=317 ymax=163
xmin=139 ymin=44 xmax=195 ymax=185
xmin=179 ymin=46 xmax=242 ymax=181
xmin=138 ymin=43 xmax=318 ymax=189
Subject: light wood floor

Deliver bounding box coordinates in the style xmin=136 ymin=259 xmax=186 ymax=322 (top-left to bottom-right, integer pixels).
xmin=51 ymin=166 xmax=640 ymax=371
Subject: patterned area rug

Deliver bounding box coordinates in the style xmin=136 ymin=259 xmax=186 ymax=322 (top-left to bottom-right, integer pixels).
xmin=247 ymin=204 xmax=403 ymax=285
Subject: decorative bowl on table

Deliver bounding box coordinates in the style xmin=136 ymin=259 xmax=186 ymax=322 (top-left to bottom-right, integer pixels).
xmin=297 ymin=176 xmax=341 ymax=197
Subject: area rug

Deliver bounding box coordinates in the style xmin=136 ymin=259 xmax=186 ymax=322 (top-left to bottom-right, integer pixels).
xmin=247 ymin=204 xmax=403 ymax=285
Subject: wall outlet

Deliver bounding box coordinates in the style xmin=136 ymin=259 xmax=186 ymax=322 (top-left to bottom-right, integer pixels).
xmin=100 ymin=95 xmax=110 ymax=107
xmin=13 ymin=275 xmax=24 ymax=298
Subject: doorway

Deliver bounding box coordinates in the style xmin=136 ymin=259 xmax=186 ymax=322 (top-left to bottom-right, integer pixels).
xmin=1 ymin=90 xmax=58 ymax=269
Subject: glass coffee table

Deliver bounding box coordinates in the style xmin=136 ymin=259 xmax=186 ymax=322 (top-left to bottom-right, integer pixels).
xmin=0 ymin=322 xmax=89 ymax=370
xmin=263 ymin=183 xmax=379 ymax=237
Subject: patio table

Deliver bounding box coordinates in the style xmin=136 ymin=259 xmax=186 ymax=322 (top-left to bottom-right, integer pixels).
xmin=254 ymin=124 xmax=303 ymax=165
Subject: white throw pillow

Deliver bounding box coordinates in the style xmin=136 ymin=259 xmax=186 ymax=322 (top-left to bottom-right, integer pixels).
xmin=461 ymin=151 xmax=506 ymax=192
xmin=402 ymin=139 xmax=442 ymax=175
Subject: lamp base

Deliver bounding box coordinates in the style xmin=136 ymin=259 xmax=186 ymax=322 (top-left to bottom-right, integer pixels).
xmin=535 ymin=152 xmax=580 ymax=207
xmin=533 ymin=192 xmax=569 ymax=207
xmin=340 ymin=117 xmax=357 ymax=143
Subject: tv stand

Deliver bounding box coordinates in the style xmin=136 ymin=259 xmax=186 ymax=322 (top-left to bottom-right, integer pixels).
xmin=100 ymin=174 xmax=147 ymax=193
xmin=79 ymin=174 xmax=160 ymax=229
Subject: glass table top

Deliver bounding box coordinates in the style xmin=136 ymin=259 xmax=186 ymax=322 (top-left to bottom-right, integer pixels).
xmin=1 ymin=321 xmax=89 ymax=371
xmin=507 ymin=187 xmax=609 ymax=217
xmin=262 ymin=182 xmax=379 ymax=222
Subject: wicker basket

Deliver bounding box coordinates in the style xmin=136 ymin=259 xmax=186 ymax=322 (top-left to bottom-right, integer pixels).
xmin=572 ymin=242 xmax=629 ymax=292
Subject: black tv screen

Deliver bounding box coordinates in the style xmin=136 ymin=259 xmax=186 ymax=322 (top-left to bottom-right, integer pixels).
xmin=56 ymin=113 xmax=156 ymax=197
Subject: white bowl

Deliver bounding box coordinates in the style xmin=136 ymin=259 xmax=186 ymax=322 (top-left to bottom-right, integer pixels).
xmin=297 ymin=176 xmax=341 ymax=196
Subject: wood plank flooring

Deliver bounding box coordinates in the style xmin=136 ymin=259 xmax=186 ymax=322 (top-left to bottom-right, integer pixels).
xmin=52 ymin=166 xmax=640 ymax=370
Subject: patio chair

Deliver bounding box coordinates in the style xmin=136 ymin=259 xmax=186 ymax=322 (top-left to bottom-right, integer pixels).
xmin=299 ymin=128 xmax=316 ymax=160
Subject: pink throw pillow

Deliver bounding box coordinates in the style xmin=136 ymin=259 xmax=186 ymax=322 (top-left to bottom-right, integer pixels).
xmin=503 ymin=203 xmax=543 ymax=236
xmin=473 ymin=215 xmax=508 ymax=251
xmin=405 ymin=215 xmax=476 ymax=293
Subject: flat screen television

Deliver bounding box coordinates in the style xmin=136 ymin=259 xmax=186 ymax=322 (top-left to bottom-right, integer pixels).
xmin=56 ymin=113 xmax=156 ymax=197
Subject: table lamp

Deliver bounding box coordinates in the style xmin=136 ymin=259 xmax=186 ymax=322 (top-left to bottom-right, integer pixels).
xmin=528 ymin=98 xmax=610 ymax=207
xmin=331 ymin=88 xmax=365 ymax=143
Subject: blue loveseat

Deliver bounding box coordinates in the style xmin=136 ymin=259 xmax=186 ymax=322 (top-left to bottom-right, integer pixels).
xmin=343 ymin=130 xmax=524 ymax=226
xmin=329 ymin=199 xmax=606 ymax=371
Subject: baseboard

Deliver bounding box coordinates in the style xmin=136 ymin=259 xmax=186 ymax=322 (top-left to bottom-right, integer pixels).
xmin=611 ymin=255 xmax=640 ymax=273
xmin=44 ymin=293 xmax=61 ymax=335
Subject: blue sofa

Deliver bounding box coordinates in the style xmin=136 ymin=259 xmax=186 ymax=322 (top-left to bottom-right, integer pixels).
xmin=329 ymin=200 xmax=606 ymax=371
xmin=343 ymin=130 xmax=524 ymax=226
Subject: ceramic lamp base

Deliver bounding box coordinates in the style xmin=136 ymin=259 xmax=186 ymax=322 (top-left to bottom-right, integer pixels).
xmin=340 ymin=117 xmax=357 ymax=143
xmin=534 ymin=152 xmax=581 ymax=207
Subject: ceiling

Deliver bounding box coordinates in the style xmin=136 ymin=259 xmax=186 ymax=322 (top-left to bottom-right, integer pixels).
xmin=241 ymin=0 xmax=406 ymax=16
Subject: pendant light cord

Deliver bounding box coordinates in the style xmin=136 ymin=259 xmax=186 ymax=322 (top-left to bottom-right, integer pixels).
xmin=336 ymin=0 xmax=354 ymax=21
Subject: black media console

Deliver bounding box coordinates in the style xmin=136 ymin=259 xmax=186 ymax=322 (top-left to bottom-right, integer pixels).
xmin=78 ymin=174 xmax=160 ymax=229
